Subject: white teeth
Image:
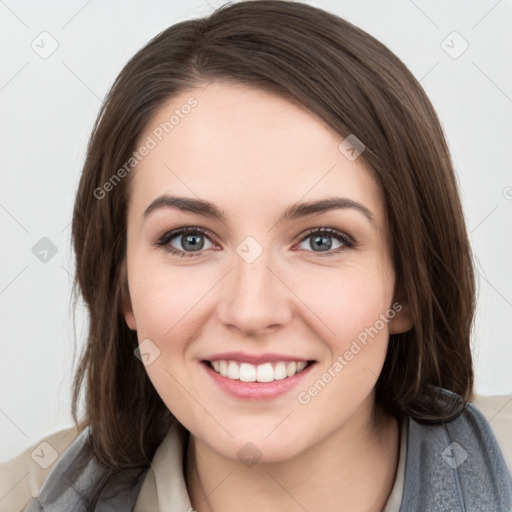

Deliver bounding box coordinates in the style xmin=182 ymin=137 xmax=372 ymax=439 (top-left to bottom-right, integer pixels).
xmin=227 ymin=361 xmax=239 ymax=380
xmin=239 ymin=362 xmax=256 ymax=382
xmin=286 ymin=362 xmax=297 ymax=377
xmin=209 ymin=359 xmax=310 ymax=382
xmin=256 ymin=363 xmax=274 ymax=382
xmin=297 ymin=361 xmax=307 ymax=372
xmin=274 ymin=362 xmax=287 ymax=380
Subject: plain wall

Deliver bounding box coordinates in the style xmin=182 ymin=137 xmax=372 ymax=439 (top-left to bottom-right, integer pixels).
xmin=1 ymin=0 xmax=511 ymax=462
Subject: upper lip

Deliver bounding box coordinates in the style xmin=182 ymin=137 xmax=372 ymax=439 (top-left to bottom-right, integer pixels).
xmin=202 ymin=352 xmax=313 ymax=365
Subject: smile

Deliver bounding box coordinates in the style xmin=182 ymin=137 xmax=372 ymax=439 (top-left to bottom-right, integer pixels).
xmin=208 ymin=360 xmax=309 ymax=382
xmin=201 ymin=357 xmax=316 ymax=400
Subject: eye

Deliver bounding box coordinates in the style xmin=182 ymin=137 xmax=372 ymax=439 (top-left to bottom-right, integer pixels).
xmin=295 ymin=228 xmax=354 ymax=256
xmin=154 ymin=226 xmax=355 ymax=258
xmin=154 ymin=226 xmax=217 ymax=258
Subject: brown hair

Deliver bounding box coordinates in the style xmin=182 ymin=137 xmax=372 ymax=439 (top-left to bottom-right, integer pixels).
xmin=70 ymin=0 xmax=475 ymax=505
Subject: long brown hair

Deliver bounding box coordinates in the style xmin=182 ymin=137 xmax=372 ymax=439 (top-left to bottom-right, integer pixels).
xmin=70 ymin=0 xmax=475 ymax=505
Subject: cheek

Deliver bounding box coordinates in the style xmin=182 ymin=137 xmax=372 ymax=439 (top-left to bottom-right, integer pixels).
xmin=293 ymin=268 xmax=394 ymax=425
xmin=127 ymin=266 xmax=209 ymax=404
xmin=294 ymin=263 xmax=393 ymax=348
xmin=128 ymin=260 xmax=210 ymax=339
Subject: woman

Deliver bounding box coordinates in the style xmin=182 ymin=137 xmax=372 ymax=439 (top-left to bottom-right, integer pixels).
xmin=1 ymin=1 xmax=511 ymax=511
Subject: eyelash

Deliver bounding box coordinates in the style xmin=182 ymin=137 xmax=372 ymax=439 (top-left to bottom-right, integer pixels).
xmin=154 ymin=226 xmax=356 ymax=258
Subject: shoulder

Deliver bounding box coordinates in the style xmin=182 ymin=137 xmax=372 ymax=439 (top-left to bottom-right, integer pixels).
xmin=2 ymin=423 xmax=149 ymax=511
xmin=470 ymin=392 xmax=512 ymax=477
xmin=0 ymin=425 xmax=81 ymax=512
xmin=401 ymin=390 xmax=512 ymax=511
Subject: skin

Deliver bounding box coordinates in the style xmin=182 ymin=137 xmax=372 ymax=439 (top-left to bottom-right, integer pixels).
xmin=122 ymin=80 xmax=413 ymax=512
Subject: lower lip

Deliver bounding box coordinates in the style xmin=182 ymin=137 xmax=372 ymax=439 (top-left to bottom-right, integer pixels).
xmin=201 ymin=361 xmax=315 ymax=400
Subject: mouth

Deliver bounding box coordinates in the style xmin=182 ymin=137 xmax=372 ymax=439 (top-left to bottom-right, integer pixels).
xmin=202 ymin=359 xmax=315 ymax=382
xmin=200 ymin=358 xmax=317 ymax=400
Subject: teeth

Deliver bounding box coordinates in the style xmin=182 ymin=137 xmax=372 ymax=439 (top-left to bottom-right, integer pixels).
xmin=240 ymin=363 xmax=256 ymax=382
xmin=228 ymin=361 xmax=239 ymax=379
xmin=274 ymin=362 xmax=288 ymax=380
xmin=286 ymin=362 xmax=297 ymax=377
xmin=256 ymin=363 xmax=273 ymax=382
xmin=297 ymin=361 xmax=307 ymax=371
xmin=209 ymin=359 xmax=309 ymax=382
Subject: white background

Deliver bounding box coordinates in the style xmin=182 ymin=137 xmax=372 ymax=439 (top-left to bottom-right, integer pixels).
xmin=1 ymin=0 xmax=511 ymax=462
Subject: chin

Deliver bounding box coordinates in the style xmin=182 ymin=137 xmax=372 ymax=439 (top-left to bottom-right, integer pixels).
xmin=201 ymin=427 xmax=312 ymax=466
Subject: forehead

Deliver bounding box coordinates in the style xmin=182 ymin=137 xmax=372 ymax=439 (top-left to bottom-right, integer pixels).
xmin=128 ymin=80 xmax=384 ymax=225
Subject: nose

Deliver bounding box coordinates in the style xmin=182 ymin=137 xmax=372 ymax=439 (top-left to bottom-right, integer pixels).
xmin=217 ymin=247 xmax=293 ymax=337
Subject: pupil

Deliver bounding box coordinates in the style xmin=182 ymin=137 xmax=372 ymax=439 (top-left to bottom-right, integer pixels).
xmin=312 ymin=235 xmax=331 ymax=251
xmin=184 ymin=234 xmax=203 ymax=251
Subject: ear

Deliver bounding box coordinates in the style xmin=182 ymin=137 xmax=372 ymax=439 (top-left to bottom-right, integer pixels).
xmin=388 ymin=286 xmax=414 ymax=335
xmin=121 ymin=293 xmax=137 ymax=331
xmin=120 ymin=260 xmax=137 ymax=331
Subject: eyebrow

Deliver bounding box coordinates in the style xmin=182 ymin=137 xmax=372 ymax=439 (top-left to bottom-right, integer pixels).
xmin=142 ymin=194 xmax=374 ymax=225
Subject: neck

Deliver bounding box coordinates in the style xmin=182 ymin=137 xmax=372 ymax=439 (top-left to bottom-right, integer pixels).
xmin=184 ymin=397 xmax=401 ymax=512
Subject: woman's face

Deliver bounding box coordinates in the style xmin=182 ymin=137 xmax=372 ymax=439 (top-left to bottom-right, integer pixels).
xmin=122 ymin=80 xmax=411 ymax=462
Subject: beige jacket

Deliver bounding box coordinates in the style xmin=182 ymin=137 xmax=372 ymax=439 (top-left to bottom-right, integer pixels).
xmin=1 ymin=394 xmax=511 ymax=511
